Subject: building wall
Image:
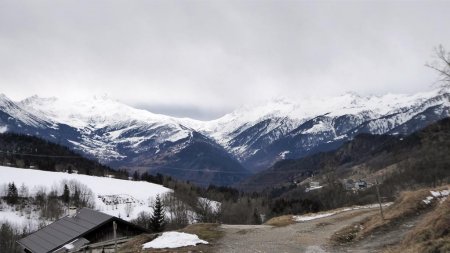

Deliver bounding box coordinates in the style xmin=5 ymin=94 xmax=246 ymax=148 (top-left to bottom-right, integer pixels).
xmin=84 ymin=220 xmax=146 ymax=244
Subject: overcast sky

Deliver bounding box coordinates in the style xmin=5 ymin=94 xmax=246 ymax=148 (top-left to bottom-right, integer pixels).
xmin=1 ymin=0 xmax=450 ymax=119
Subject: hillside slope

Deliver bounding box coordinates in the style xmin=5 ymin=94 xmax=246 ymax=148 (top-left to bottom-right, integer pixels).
xmin=241 ymin=117 xmax=450 ymax=191
xmin=0 ymin=166 xmax=171 ymax=222
xmin=0 ymin=132 xmax=126 ymax=177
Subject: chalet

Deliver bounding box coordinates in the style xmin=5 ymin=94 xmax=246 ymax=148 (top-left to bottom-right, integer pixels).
xmin=17 ymin=208 xmax=148 ymax=253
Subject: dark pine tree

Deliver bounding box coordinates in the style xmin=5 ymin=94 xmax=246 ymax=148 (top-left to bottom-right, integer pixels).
xmin=73 ymin=188 xmax=80 ymax=207
xmin=150 ymin=195 xmax=166 ymax=232
xmin=133 ymin=171 xmax=140 ymax=181
xmin=6 ymin=182 xmax=18 ymax=205
xmin=62 ymin=184 xmax=70 ymax=204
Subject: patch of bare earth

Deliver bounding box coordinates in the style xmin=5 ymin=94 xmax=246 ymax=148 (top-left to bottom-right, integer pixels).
xmin=214 ymin=208 xmax=378 ymax=253
xmin=264 ymin=215 xmax=295 ymax=227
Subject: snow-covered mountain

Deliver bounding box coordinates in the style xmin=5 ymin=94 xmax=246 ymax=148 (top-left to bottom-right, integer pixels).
xmin=18 ymin=95 xmax=196 ymax=161
xmin=195 ymin=87 xmax=450 ymax=171
xmin=0 ymin=95 xmax=248 ymax=185
xmin=0 ymin=87 xmax=449 ymax=182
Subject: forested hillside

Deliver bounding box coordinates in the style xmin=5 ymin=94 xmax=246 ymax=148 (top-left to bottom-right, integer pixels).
xmin=0 ymin=133 xmax=127 ymax=178
xmin=236 ymin=118 xmax=450 ymax=215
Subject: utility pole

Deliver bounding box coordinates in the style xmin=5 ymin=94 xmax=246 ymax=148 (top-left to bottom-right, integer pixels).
xmin=113 ymin=221 xmax=117 ymax=253
xmin=375 ymin=180 xmax=384 ymax=220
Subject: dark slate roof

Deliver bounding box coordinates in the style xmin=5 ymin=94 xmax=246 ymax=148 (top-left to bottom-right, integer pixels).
xmin=18 ymin=208 xmax=113 ymax=253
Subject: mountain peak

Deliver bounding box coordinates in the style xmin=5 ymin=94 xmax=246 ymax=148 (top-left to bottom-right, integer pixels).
xmin=20 ymin=95 xmax=58 ymax=106
xmin=340 ymin=91 xmax=362 ymax=98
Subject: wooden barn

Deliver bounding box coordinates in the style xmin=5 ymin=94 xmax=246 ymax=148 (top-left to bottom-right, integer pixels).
xmin=17 ymin=208 xmax=148 ymax=253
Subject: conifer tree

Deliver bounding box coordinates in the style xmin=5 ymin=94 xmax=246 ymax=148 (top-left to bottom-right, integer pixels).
xmin=150 ymin=195 xmax=166 ymax=232
xmin=62 ymin=184 xmax=70 ymax=204
xmin=73 ymin=187 xmax=80 ymax=207
xmin=6 ymin=183 xmax=18 ymax=205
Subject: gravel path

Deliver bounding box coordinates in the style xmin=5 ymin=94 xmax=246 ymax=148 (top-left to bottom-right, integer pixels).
xmin=214 ymin=208 xmax=379 ymax=253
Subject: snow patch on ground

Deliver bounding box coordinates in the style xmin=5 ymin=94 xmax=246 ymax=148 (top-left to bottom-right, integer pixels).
xmin=198 ymin=197 xmax=221 ymax=213
xmin=279 ymin=150 xmax=290 ymax=159
xmin=303 ymin=121 xmax=332 ymax=134
xmin=305 ymin=185 xmax=323 ymax=192
xmin=293 ymin=203 xmax=393 ymax=222
xmin=142 ymin=232 xmax=208 ymax=249
xmin=422 ymin=189 xmax=449 ymax=205
xmin=0 ymin=204 xmax=48 ymax=231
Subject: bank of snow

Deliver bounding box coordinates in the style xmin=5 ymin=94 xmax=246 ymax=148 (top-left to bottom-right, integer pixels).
xmin=293 ymin=203 xmax=393 ymax=222
xmin=0 ymin=166 xmax=171 ymax=221
xmin=142 ymin=232 xmax=208 ymax=249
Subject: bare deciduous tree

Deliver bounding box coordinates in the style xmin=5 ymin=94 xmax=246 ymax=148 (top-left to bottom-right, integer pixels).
xmin=125 ymin=202 xmax=134 ymax=217
xmin=426 ymin=45 xmax=450 ymax=85
xmin=62 ymin=179 xmax=95 ymax=208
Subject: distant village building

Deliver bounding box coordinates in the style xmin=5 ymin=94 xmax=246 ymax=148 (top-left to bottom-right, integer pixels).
xmin=17 ymin=208 xmax=148 ymax=253
xmin=64 ymin=169 xmax=78 ymax=174
xmin=305 ymin=181 xmax=323 ymax=192
xmin=344 ymin=179 xmax=354 ymax=190
xmin=354 ymin=180 xmax=367 ymax=190
xmin=343 ymin=179 xmax=368 ymax=191
xmin=310 ymin=181 xmax=320 ymax=188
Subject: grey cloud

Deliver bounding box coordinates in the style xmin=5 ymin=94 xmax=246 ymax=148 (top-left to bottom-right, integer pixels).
xmin=1 ymin=0 xmax=450 ymax=119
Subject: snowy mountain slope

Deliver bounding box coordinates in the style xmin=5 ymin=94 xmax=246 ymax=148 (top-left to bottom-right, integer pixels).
xmin=197 ymin=89 xmax=441 ymax=143
xmin=197 ymin=87 xmax=450 ymax=172
xmin=0 ymin=94 xmax=55 ymax=133
xmin=0 ymin=166 xmax=171 ymax=222
xmin=19 ymin=95 xmax=194 ymax=158
xmin=0 ymin=86 xmax=449 ymax=181
xmin=2 ymin=95 xmax=247 ymax=185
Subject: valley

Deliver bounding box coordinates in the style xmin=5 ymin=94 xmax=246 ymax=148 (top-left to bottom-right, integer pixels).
xmin=2 ymin=1 xmax=450 ymax=252
xmin=1 ymin=87 xmax=449 ymax=185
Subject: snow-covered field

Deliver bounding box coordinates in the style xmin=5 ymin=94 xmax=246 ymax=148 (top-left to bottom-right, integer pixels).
xmin=0 ymin=166 xmax=172 ymax=226
xmin=0 ymin=206 xmax=44 ymax=231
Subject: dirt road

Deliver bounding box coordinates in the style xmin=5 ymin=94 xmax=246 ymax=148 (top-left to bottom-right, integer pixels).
xmin=214 ymin=208 xmax=379 ymax=253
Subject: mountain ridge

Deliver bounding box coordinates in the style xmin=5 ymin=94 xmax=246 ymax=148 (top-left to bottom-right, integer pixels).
xmin=1 ymin=86 xmax=449 ymax=184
